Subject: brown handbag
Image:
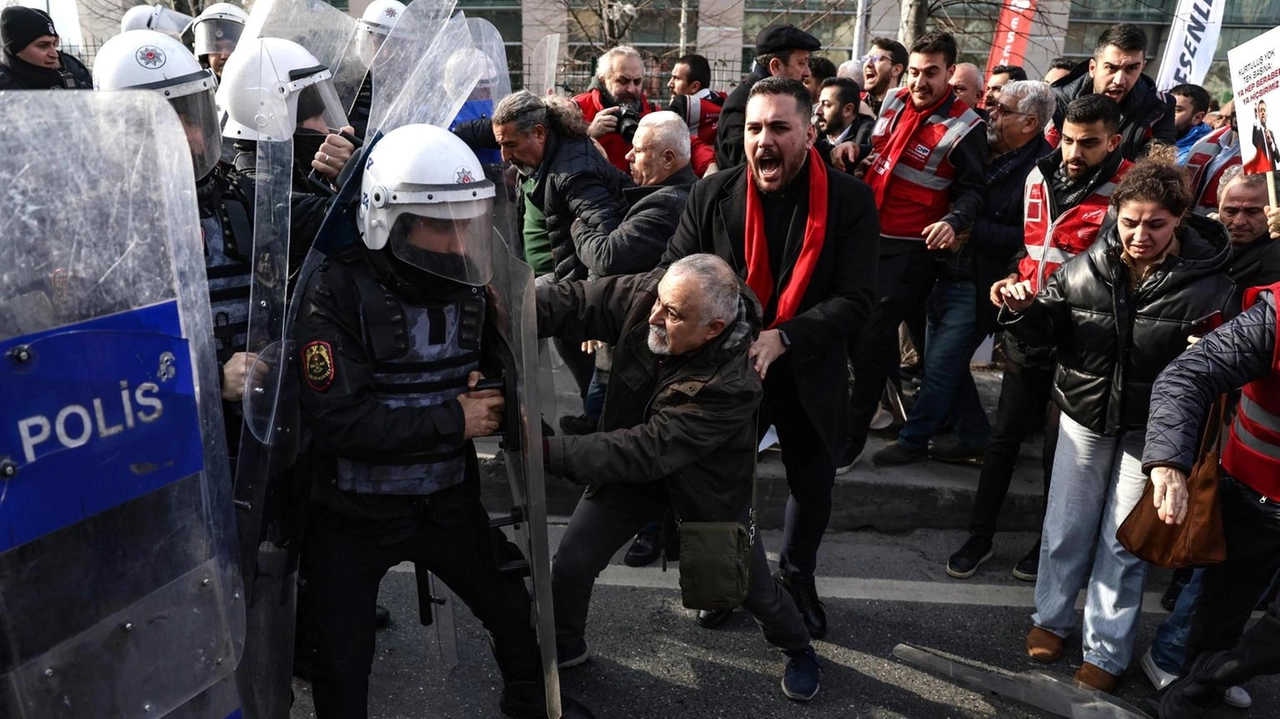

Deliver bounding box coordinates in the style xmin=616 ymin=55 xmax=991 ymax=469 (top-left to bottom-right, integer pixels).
xmin=1117 ymin=395 xmax=1228 ymax=568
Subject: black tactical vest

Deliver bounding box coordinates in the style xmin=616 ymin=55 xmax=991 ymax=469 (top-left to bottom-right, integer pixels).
xmin=336 ymin=269 xmax=486 ymax=495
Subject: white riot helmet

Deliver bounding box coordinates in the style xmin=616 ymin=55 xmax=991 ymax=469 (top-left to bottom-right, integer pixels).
xmin=359 ymin=124 xmax=496 ymax=286
xmin=93 ymin=30 xmax=220 ymax=180
xmin=120 ymin=4 xmax=193 ymax=39
xmin=358 ymin=0 xmax=406 ymax=36
xmin=190 ymin=3 xmax=246 ymax=65
xmin=218 ymin=37 xmax=349 ymax=142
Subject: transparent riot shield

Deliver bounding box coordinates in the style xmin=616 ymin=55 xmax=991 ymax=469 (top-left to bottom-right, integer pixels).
xmin=226 ymin=47 xmax=302 ymax=719
xmin=462 ymin=18 xmax=520 ymax=259
xmin=893 ymin=645 xmax=1152 ymax=718
xmin=231 ymin=0 xmax=366 ymax=115
xmin=527 ymin=33 xmax=562 ymax=97
xmin=0 ymin=91 xmax=244 ymax=718
xmin=366 ymin=0 xmax=457 ymax=132
xmin=484 ymin=214 xmax=563 ymax=719
xmin=369 ymin=9 xmax=479 ymax=134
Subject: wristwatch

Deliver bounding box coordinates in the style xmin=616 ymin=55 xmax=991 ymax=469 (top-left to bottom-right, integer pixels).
xmin=778 ymin=329 xmax=792 ymax=349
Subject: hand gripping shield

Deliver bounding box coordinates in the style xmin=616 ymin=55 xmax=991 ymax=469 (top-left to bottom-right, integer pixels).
xmin=0 ymin=91 xmax=244 ymax=717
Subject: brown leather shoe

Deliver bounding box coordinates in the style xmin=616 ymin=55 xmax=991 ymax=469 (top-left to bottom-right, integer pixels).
xmin=1025 ymin=626 xmax=1063 ymax=663
xmin=1074 ymin=661 xmax=1119 ymax=694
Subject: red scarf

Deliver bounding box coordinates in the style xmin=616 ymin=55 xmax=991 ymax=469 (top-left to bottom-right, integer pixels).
xmin=744 ymin=146 xmax=828 ymax=328
xmin=868 ymin=92 xmax=940 ymax=209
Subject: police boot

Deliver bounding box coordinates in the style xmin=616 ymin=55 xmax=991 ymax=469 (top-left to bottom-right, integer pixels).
xmin=500 ymin=681 xmax=595 ymax=719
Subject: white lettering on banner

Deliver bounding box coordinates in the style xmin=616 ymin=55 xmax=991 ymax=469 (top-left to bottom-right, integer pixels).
xmin=984 ymin=0 xmax=1038 ymax=92
xmin=15 ymin=380 xmax=166 ymax=463
xmin=1157 ymin=0 xmax=1225 ymax=90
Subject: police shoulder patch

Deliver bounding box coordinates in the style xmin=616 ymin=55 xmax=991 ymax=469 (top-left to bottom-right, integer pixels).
xmin=304 ymin=340 xmax=335 ymax=391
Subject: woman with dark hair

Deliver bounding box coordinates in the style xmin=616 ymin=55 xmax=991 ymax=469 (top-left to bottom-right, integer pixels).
xmin=997 ymin=158 xmax=1236 ymax=692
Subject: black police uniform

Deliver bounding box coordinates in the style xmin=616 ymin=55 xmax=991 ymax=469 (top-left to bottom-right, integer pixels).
xmin=292 ymin=244 xmax=545 ymax=719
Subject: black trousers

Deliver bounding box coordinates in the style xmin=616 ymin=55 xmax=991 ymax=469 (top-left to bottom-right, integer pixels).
xmin=1163 ymin=595 xmax=1280 ymax=717
xmin=551 ymin=483 xmax=810 ymax=652
xmin=967 ymin=355 xmax=1059 ymax=538
xmin=1165 ymin=475 xmax=1280 ymax=717
xmin=554 ymin=334 xmax=596 ymax=403
xmin=1184 ymin=473 xmax=1280 ymax=669
xmin=761 ymin=365 xmax=837 ymax=578
xmin=847 ymin=243 xmax=938 ymax=455
xmin=303 ymin=502 xmax=542 ymax=719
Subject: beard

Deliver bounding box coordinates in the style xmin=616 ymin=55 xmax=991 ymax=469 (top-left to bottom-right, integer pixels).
xmin=647 ymin=325 xmax=672 ymax=355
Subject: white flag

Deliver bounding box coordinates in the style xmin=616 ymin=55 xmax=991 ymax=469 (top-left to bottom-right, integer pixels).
xmin=1156 ymin=0 xmax=1226 ymax=90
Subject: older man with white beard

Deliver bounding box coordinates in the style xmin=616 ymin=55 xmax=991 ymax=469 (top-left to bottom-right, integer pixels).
xmin=537 ymin=253 xmax=825 ymax=702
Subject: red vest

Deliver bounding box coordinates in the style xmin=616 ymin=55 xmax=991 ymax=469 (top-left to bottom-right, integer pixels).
xmin=680 ymin=89 xmax=726 ymax=147
xmin=1186 ymin=126 xmax=1241 ymax=217
xmin=573 ymin=88 xmax=655 ymax=172
xmin=1017 ymin=159 xmax=1133 ymax=293
xmin=1222 ymin=283 xmax=1280 ymax=500
xmin=867 ymin=88 xmax=983 ymax=239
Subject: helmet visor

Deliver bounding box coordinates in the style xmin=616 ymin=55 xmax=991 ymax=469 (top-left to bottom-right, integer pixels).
xmin=170 ymin=85 xmax=221 ymax=179
xmin=193 ymin=19 xmax=243 ymax=57
xmin=387 ymin=197 xmax=495 ymax=286
xmin=290 ymin=70 xmax=349 ymax=133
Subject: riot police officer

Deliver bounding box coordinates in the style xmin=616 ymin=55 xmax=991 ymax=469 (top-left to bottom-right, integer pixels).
xmin=188 ymin=2 xmax=247 ymax=79
xmin=292 ymin=123 xmax=590 ymax=718
xmin=92 ymin=30 xmax=259 ymax=444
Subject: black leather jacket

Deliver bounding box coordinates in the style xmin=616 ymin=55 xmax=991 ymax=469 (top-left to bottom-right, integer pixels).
xmin=1051 ymin=63 xmax=1175 ymax=161
xmin=1000 ymin=213 xmax=1235 ymax=435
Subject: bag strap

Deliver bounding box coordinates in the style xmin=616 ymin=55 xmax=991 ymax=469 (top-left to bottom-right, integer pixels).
xmin=1199 ymin=393 xmax=1230 ymax=456
xmin=749 ymin=414 xmax=759 ymax=547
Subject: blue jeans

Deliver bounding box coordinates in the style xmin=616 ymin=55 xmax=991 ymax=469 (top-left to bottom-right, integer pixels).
xmin=1151 ymin=569 xmax=1205 ymax=674
xmin=585 ymin=368 xmax=607 ymax=424
xmin=898 ymin=279 xmax=991 ymax=450
xmin=1034 ymin=413 xmax=1149 ymax=675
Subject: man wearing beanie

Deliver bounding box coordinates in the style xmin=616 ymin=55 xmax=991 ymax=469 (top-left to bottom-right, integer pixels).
xmin=714 ymin=24 xmax=820 ymax=168
xmin=0 ymin=6 xmax=91 ymax=90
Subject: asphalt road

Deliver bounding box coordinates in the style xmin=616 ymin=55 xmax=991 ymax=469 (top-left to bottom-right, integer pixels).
xmin=289 ymin=526 xmax=1277 ymax=719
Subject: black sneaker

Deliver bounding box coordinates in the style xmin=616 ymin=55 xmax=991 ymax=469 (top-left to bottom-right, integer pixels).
xmin=946 ymin=535 xmax=993 ymax=579
xmin=623 ymin=530 xmax=662 ymax=567
xmin=928 ymin=440 xmax=986 ymax=465
xmin=501 ymin=681 xmax=596 ymax=718
xmin=1012 ymin=541 xmax=1040 ymax=582
xmin=781 ymin=646 xmax=822 ymax=701
xmin=557 ymin=637 xmax=589 ymax=668
xmin=872 ymin=442 xmax=929 ymax=466
xmin=696 ymin=608 xmax=734 ymax=629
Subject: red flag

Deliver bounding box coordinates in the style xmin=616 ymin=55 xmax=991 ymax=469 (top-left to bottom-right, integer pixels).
xmin=984 ymin=0 xmax=1038 ymax=98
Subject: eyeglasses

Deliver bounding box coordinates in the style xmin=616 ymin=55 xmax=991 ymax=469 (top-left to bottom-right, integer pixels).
xmin=989 ymin=101 xmax=1033 ymax=117
xmin=862 ymin=53 xmax=887 ymax=65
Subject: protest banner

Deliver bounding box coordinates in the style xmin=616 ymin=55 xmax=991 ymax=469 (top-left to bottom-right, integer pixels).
xmin=1228 ymin=24 xmax=1280 ymax=203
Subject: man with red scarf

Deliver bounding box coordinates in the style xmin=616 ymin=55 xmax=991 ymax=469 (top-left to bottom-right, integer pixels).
xmin=661 ymin=77 xmax=881 ymax=639
xmin=842 ymin=30 xmax=987 ymax=471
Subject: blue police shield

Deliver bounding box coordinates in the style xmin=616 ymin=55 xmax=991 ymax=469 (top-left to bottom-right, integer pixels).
xmin=0 ymin=92 xmax=245 ymax=717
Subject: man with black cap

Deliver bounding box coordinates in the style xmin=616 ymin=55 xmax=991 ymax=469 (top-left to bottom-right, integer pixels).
xmin=0 ymin=6 xmax=90 ymax=90
xmin=715 ymin=24 xmax=820 ymax=169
